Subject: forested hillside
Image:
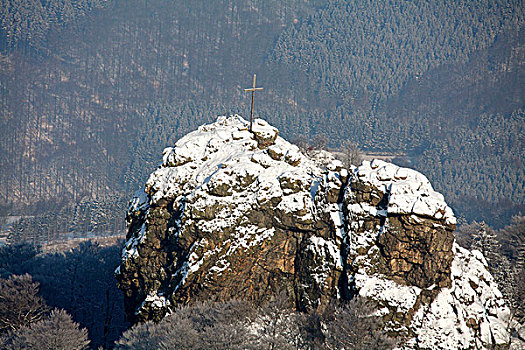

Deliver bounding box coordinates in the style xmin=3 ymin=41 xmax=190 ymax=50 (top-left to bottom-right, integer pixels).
xmin=1 ymin=0 xmax=524 ymax=243
xmin=270 ymin=0 xmax=523 ymax=106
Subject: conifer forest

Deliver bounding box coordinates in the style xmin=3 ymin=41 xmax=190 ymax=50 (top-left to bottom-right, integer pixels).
xmin=0 ymin=0 xmax=523 ymax=348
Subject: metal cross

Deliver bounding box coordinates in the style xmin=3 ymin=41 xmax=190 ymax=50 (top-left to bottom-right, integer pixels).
xmin=243 ymin=74 xmax=264 ymax=132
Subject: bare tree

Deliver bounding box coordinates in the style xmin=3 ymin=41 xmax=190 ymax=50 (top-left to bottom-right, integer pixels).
xmin=507 ymin=241 xmax=525 ymax=344
xmin=508 ymin=261 xmax=525 ymax=323
xmin=341 ymin=140 xmax=363 ymax=167
xmin=116 ymin=300 xmax=256 ymax=350
xmin=116 ymin=317 xmax=200 ymax=350
xmin=116 ymin=295 xmax=394 ymax=349
xmin=321 ymin=298 xmax=395 ymax=350
xmin=0 ymin=274 xmax=49 ymax=333
xmin=292 ymin=136 xmax=310 ymax=153
xmin=455 ymin=221 xmax=482 ymax=249
xmin=296 ymin=298 xmax=395 ymax=350
xmin=293 ymin=134 xmax=329 ymax=155
xmin=251 ymin=290 xmax=299 ymax=350
xmin=2 ymin=309 xmax=90 ymax=350
xmin=312 ymin=134 xmax=328 ymax=151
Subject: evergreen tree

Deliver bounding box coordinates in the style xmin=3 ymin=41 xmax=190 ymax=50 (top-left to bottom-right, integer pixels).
xmin=471 ymin=222 xmax=501 ymax=269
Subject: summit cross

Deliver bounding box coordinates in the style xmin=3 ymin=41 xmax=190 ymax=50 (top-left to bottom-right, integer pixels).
xmin=243 ymin=74 xmax=264 ymax=132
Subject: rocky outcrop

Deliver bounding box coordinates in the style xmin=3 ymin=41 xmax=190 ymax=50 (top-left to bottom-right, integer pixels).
xmin=116 ymin=116 xmax=341 ymax=323
xmin=343 ymin=160 xmax=510 ymax=348
xmin=116 ymin=115 xmax=511 ymax=349
xmin=345 ymin=160 xmax=456 ymax=290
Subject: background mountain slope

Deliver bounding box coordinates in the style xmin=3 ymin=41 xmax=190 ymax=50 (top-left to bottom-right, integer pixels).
xmin=0 ymin=0 xmax=523 ymax=243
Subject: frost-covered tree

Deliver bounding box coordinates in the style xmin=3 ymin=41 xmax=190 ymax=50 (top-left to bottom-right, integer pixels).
xmin=298 ymin=298 xmax=395 ymax=350
xmin=505 ymin=229 xmax=525 ymax=330
xmin=340 ymin=140 xmax=363 ymax=167
xmin=251 ymin=290 xmax=300 ymax=350
xmin=499 ymin=215 xmax=525 ymax=263
xmin=116 ymin=300 xmax=256 ymax=350
xmin=455 ymin=222 xmax=481 ymax=249
xmin=469 ymin=222 xmax=514 ymax=306
xmin=116 ymin=295 xmax=396 ymax=349
xmin=0 ymin=274 xmax=49 ymax=333
xmin=471 ymin=222 xmax=504 ymax=272
xmin=1 ymin=309 xmax=90 ymax=350
xmin=459 ymin=217 xmax=525 ymax=339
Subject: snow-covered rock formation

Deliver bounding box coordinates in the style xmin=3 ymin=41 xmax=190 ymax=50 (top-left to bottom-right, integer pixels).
xmin=116 ymin=115 xmax=511 ymax=349
xmin=343 ymin=159 xmax=510 ymax=348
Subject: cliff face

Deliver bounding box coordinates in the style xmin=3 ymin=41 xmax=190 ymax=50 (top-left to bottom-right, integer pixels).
xmin=343 ymin=160 xmax=509 ymax=348
xmin=116 ymin=115 xmax=510 ymax=349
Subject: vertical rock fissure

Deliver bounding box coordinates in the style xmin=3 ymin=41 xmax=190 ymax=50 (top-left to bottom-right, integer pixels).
xmin=338 ymin=184 xmax=353 ymax=301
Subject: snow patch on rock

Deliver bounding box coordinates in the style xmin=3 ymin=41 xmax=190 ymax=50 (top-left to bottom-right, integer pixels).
xmin=356 ymin=160 xmax=456 ymax=225
xmin=406 ymin=244 xmax=511 ymax=349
